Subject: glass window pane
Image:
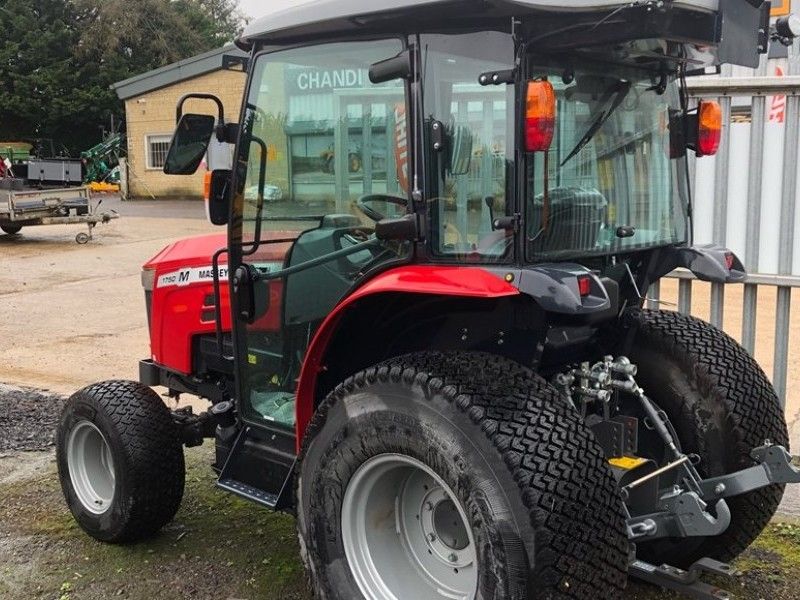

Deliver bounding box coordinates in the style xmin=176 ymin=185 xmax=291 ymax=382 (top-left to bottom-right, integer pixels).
xmin=233 ymin=39 xmax=408 ymax=427
xmin=525 ymin=62 xmax=689 ymax=260
xmin=422 ymin=32 xmax=515 ymax=260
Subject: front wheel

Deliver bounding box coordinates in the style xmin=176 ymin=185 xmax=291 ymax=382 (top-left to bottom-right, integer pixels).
xmin=1 ymin=224 xmax=22 ymax=235
xmin=296 ymin=352 xmax=629 ymax=600
xmin=56 ymin=380 xmax=185 ymax=543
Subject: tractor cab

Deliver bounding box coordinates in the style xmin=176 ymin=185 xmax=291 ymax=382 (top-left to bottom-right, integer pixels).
xmin=165 ymin=0 xmax=761 ymax=439
xmin=57 ymin=2 xmax=800 ymax=600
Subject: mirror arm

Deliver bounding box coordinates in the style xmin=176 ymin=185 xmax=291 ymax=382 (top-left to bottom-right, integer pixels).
xmin=176 ymin=93 xmax=225 ymax=124
xmin=239 ymin=134 xmax=269 ymax=258
xmin=369 ymin=50 xmax=412 ymax=84
xmin=216 ymin=122 xmax=239 ymax=144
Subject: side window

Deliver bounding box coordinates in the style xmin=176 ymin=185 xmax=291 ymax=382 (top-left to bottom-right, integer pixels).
xmin=236 ymin=40 xmax=409 ymax=245
xmin=421 ymin=32 xmax=515 ymax=259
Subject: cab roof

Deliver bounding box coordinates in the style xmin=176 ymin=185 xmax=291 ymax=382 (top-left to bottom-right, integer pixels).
xmin=239 ymin=0 xmax=719 ymax=45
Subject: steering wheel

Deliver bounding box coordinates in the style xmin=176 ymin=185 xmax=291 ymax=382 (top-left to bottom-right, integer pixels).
xmin=356 ymin=193 xmax=408 ymax=222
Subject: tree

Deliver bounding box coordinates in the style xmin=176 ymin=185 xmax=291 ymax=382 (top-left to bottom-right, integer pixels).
xmin=0 ymin=0 xmax=83 ymax=144
xmin=178 ymin=0 xmax=245 ymax=46
xmin=0 ymin=0 xmax=244 ymax=154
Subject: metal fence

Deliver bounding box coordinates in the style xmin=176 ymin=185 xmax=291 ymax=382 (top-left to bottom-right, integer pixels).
xmin=648 ymin=71 xmax=800 ymax=407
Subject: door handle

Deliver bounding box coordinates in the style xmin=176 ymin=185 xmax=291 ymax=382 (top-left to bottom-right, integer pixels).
xmin=233 ymin=264 xmax=269 ymax=323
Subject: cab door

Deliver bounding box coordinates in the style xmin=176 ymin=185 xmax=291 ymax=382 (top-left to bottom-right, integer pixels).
xmin=220 ymin=39 xmax=412 ymax=504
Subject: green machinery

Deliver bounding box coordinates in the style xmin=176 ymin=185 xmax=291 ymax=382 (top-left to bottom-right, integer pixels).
xmin=80 ymin=134 xmax=125 ymax=184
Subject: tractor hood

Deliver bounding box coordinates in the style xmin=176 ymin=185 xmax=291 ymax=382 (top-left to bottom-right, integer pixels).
xmin=144 ymin=234 xmax=229 ymax=274
xmin=143 ymin=232 xmax=298 ymax=274
xmin=238 ymin=0 xmax=768 ymax=68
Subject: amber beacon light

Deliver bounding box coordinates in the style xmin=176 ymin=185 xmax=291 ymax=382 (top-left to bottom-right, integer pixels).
xmin=525 ymin=80 xmax=556 ymax=152
xmin=696 ymin=100 xmax=722 ymax=156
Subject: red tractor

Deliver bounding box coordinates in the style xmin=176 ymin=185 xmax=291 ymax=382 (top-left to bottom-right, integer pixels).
xmin=56 ymin=2 xmax=800 ymax=599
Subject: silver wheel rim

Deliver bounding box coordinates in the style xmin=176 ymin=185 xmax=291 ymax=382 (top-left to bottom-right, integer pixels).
xmin=67 ymin=420 xmax=116 ymax=515
xmin=341 ymin=454 xmax=478 ymax=600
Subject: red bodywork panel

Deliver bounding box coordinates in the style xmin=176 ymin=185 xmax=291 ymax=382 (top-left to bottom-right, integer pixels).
xmin=144 ymin=233 xmax=294 ymax=374
xmin=293 ymin=266 xmax=520 ymax=449
xmin=145 ymin=236 xmax=519 ymax=451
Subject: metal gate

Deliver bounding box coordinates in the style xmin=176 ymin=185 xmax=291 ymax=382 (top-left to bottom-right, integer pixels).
xmin=648 ymin=55 xmax=800 ymax=413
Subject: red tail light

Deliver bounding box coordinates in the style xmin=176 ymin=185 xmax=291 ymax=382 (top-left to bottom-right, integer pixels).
xmin=697 ymin=101 xmax=722 ymax=156
xmin=577 ymin=275 xmax=591 ymax=297
xmin=525 ymin=80 xmax=556 ymax=152
xmin=725 ymin=252 xmax=734 ymax=270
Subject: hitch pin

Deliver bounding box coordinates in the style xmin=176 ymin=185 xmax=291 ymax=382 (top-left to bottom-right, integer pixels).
xmin=621 ymin=456 xmax=690 ymax=498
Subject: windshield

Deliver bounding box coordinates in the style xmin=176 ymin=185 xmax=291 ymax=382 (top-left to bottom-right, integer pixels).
xmin=526 ymin=62 xmax=690 ymax=261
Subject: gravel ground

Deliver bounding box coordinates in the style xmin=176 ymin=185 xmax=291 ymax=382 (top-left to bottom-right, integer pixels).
xmin=0 ymin=384 xmax=65 ymax=452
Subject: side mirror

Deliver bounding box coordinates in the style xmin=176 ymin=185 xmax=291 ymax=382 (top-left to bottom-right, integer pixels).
xmin=448 ymin=125 xmax=473 ymax=175
xmin=164 ymin=114 xmax=216 ymax=175
xmin=206 ymin=169 xmax=231 ymax=226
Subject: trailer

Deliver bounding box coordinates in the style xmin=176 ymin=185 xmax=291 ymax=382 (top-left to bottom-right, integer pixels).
xmin=0 ymin=184 xmax=118 ymax=243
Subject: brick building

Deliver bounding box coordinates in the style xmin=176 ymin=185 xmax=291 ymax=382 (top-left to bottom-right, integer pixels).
xmin=112 ymin=45 xmax=247 ymax=199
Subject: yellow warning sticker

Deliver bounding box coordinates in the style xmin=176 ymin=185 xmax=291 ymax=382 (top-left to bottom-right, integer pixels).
xmin=609 ymin=456 xmax=648 ymax=470
xmin=248 ymin=354 xmax=257 ymax=365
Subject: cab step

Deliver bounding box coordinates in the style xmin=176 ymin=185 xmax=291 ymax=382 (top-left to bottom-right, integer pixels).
xmin=215 ymin=426 xmax=296 ymax=510
xmin=217 ymin=477 xmax=279 ymax=508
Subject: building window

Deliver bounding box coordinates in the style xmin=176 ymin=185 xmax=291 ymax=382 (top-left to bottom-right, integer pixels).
xmin=145 ymin=135 xmax=173 ymax=170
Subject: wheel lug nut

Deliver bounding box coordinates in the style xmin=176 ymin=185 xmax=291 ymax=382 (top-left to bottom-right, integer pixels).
xmin=425 ymin=501 xmax=433 ymax=511
xmin=448 ymin=553 xmax=458 ymax=563
xmin=428 ymin=533 xmax=437 ymax=542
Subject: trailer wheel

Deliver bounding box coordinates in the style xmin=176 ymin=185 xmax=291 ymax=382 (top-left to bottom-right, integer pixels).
xmin=56 ymin=380 xmax=185 ymax=543
xmin=297 ymin=352 xmax=629 ymax=600
xmin=1 ymin=224 xmax=22 ymax=235
xmin=621 ymin=308 xmax=788 ymax=567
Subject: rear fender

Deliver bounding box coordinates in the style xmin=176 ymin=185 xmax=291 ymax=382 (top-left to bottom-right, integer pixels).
xmin=656 ymin=244 xmax=746 ymax=283
xmin=294 ymin=266 xmax=519 ymax=450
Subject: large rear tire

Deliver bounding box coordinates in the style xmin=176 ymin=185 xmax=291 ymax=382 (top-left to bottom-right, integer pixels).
xmin=56 ymin=380 xmax=185 ymax=543
xmin=622 ymin=308 xmax=788 ymax=567
xmin=296 ymin=352 xmax=629 ymax=600
xmin=1 ymin=224 xmax=22 ymax=235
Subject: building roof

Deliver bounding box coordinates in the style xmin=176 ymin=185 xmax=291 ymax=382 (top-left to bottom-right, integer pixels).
xmin=239 ymin=0 xmax=719 ymax=44
xmin=112 ymin=44 xmax=248 ymax=101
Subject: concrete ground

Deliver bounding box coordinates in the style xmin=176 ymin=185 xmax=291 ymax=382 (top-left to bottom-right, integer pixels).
xmin=2 ymin=196 xmax=800 ymax=599
xmin=0 ymin=195 xmax=214 ymax=394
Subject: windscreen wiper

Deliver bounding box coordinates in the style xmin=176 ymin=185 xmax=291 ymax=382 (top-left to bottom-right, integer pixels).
xmin=560 ymin=80 xmax=632 ymax=166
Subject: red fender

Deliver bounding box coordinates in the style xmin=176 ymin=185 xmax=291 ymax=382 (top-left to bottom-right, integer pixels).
xmin=294 ymin=265 xmax=519 ymax=450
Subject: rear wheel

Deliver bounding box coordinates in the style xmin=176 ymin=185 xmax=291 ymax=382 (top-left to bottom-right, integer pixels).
xmin=297 ymin=351 xmax=629 ymax=600
xmin=1 ymin=224 xmax=22 ymax=235
xmin=622 ymin=309 xmax=788 ymax=567
xmin=56 ymin=380 xmax=185 ymax=543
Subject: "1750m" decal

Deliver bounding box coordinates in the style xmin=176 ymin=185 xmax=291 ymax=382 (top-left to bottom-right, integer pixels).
xmin=156 ymin=263 xmax=282 ymax=289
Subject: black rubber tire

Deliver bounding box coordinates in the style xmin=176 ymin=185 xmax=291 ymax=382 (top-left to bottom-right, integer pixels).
xmin=621 ymin=308 xmax=788 ymax=567
xmin=296 ymin=351 xmax=629 ymax=600
xmin=1 ymin=224 xmax=22 ymax=235
xmin=56 ymin=380 xmax=185 ymax=543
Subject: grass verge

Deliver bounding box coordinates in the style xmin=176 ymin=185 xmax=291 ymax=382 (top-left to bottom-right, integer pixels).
xmin=2 ymin=446 xmax=800 ymax=599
